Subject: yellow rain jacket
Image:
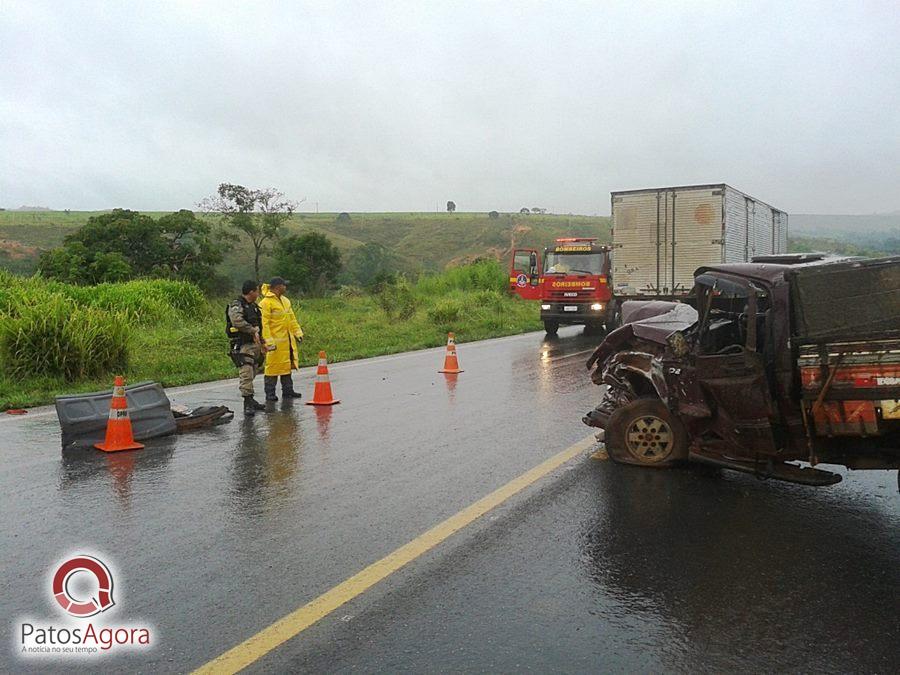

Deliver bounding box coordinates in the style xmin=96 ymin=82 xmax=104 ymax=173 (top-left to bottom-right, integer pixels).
xmin=259 ymin=284 xmax=304 ymax=376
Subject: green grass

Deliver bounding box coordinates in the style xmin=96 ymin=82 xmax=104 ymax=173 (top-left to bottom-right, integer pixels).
xmin=0 ymin=263 xmax=541 ymax=409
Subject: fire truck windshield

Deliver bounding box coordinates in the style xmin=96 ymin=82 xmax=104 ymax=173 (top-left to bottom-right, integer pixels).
xmin=543 ymin=251 xmax=606 ymax=275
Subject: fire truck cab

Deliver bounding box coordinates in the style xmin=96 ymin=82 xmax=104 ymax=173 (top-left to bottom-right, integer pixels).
xmin=509 ymin=238 xmax=616 ymax=335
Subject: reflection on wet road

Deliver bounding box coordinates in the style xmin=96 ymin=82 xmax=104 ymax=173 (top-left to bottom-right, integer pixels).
xmin=1 ymin=328 xmax=897 ymax=673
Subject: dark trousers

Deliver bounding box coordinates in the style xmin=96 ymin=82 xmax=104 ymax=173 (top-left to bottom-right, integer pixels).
xmin=264 ymin=374 xmax=296 ymax=396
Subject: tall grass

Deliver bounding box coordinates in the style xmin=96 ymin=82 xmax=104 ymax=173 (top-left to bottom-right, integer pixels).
xmin=0 ymin=273 xmax=205 ymax=383
xmin=414 ymin=259 xmax=507 ymax=296
xmin=0 ymin=262 xmax=541 ymax=408
xmin=0 ymin=298 xmax=128 ymax=380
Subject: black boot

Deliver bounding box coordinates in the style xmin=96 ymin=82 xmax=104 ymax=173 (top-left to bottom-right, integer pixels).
xmin=243 ymin=396 xmax=264 ymax=415
xmin=264 ymin=376 xmax=278 ymax=401
xmin=280 ymin=374 xmax=303 ymax=399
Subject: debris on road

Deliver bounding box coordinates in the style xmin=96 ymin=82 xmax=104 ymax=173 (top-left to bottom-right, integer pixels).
xmin=56 ymin=379 xmax=232 ymax=450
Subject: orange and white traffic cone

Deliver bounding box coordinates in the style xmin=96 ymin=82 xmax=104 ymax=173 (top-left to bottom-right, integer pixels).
xmin=306 ymin=351 xmax=341 ymax=406
xmin=438 ymin=332 xmax=463 ymax=373
xmin=94 ymin=376 xmax=144 ymax=452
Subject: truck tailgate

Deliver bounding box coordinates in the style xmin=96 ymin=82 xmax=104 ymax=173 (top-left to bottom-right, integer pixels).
xmin=799 ymin=339 xmax=900 ymax=435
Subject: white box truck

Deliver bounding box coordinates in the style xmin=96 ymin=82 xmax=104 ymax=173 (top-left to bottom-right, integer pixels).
xmin=611 ymin=183 xmax=788 ymax=299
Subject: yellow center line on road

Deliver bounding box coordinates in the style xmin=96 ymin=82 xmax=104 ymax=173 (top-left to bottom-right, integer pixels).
xmin=192 ymin=434 xmax=597 ymax=674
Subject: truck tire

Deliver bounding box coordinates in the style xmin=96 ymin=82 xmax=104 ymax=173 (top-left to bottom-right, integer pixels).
xmin=605 ymin=398 xmax=687 ymax=468
xmin=544 ymin=320 xmax=559 ymax=336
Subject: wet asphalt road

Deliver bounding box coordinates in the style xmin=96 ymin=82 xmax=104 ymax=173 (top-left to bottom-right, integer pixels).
xmin=1 ymin=327 xmax=898 ymax=673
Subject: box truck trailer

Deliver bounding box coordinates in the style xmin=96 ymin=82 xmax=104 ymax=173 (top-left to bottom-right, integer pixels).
xmin=611 ymin=184 xmax=788 ymax=300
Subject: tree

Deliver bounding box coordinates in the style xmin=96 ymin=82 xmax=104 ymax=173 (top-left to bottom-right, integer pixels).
xmin=274 ymin=232 xmax=342 ymax=295
xmin=37 ymin=208 xmax=224 ymax=287
xmin=341 ymin=242 xmax=402 ymax=288
xmin=200 ymin=184 xmax=297 ymax=281
xmin=335 ymin=212 xmax=352 ymax=224
xmin=446 ymin=201 xmax=456 ymax=213
xmin=154 ymin=210 xmax=225 ymax=285
xmin=488 ymin=210 xmax=500 ymax=219
xmin=39 ymin=243 xmax=132 ymax=285
xmin=519 ymin=207 xmax=530 ymax=215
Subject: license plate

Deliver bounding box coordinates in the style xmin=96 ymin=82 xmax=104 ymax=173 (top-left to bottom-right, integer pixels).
xmin=564 ymin=305 xmax=578 ymax=312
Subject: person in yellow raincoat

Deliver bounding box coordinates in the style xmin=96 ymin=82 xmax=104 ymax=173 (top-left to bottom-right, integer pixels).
xmin=259 ymin=276 xmax=305 ymax=401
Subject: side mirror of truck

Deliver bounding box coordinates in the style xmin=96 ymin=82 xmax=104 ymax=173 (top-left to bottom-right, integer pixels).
xmin=667 ymin=330 xmax=689 ymax=357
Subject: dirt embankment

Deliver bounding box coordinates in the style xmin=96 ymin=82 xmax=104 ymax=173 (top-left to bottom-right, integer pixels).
xmin=0 ymin=239 xmax=40 ymax=260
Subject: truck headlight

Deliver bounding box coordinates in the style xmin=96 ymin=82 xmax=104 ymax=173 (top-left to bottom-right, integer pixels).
xmin=591 ymin=303 xmax=604 ymax=311
xmin=541 ymin=304 xmax=551 ymax=310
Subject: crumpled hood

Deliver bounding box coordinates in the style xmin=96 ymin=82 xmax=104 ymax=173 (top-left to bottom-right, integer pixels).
xmin=625 ymin=301 xmax=698 ymax=342
xmin=586 ymin=301 xmax=698 ymax=370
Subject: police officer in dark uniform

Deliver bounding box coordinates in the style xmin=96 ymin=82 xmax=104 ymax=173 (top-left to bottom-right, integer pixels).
xmin=227 ymin=280 xmax=268 ymax=415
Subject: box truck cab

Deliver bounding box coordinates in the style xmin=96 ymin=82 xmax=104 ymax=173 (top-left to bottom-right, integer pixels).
xmin=509 ymin=238 xmax=614 ymax=335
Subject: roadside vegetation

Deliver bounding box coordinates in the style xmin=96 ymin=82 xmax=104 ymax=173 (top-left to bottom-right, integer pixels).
xmin=0 ymin=187 xmax=612 ymax=408
xmin=5 ymin=192 xmax=894 ymax=410
xmin=0 ymin=207 xmax=611 ymax=283
xmin=0 ymin=261 xmax=539 ymax=410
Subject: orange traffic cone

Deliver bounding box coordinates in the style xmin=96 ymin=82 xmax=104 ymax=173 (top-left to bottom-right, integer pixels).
xmin=306 ymin=351 xmax=341 ymax=406
xmin=94 ymin=376 xmax=144 ymax=452
xmin=438 ymin=332 xmax=463 ymax=373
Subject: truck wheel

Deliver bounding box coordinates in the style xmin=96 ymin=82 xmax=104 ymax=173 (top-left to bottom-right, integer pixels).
xmin=544 ymin=320 xmax=559 ymax=336
xmin=605 ymin=398 xmax=687 ymax=467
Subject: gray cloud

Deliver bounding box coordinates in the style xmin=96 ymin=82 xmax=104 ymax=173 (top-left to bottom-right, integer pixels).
xmin=2 ymin=0 xmax=898 ymax=214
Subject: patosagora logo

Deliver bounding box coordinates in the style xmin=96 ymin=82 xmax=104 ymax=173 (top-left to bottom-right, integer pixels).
xmin=52 ymin=555 xmax=115 ymax=617
xmin=16 ymin=553 xmax=153 ymax=659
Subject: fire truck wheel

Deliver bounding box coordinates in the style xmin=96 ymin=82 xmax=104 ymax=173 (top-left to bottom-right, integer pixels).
xmin=605 ymin=398 xmax=687 ymax=467
xmin=544 ymin=320 xmax=559 ymax=336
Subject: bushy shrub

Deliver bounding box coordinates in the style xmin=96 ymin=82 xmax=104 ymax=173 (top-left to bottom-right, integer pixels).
xmin=336 ymin=285 xmax=365 ymax=298
xmin=427 ymin=298 xmax=464 ymax=327
xmin=417 ymin=259 xmax=507 ymax=295
xmin=273 ymin=232 xmax=342 ymax=296
xmin=375 ymin=278 xmax=417 ymax=320
xmin=471 ymin=289 xmax=505 ymax=309
xmin=0 ymin=297 xmax=129 ymax=381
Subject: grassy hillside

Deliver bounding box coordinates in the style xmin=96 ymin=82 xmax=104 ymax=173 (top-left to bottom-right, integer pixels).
xmin=5 ymin=209 xmax=897 ymax=288
xmin=0 ymin=210 xmax=611 ymax=282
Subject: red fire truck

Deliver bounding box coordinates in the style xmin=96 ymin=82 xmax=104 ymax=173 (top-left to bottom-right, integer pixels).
xmin=509 ymin=238 xmax=616 ymax=335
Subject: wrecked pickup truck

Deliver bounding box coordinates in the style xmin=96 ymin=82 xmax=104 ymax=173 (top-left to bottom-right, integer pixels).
xmin=583 ymin=254 xmax=899 ymax=486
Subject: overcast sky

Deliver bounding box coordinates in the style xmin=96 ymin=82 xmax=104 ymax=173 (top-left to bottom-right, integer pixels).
xmin=2 ymin=1 xmax=898 ymax=214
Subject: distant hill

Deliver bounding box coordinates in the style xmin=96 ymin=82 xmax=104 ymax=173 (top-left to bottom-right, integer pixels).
xmin=789 ymin=213 xmax=900 ymax=257
xmin=2 ymin=209 xmax=893 ymax=284
xmin=0 ymin=210 xmax=611 ymax=283
xmin=790 ymin=212 xmax=900 ymax=235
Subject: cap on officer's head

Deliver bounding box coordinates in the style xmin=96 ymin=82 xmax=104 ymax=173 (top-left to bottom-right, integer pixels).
xmin=242 ymin=280 xmax=259 ymax=295
xmin=269 ymin=276 xmax=289 ymax=288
